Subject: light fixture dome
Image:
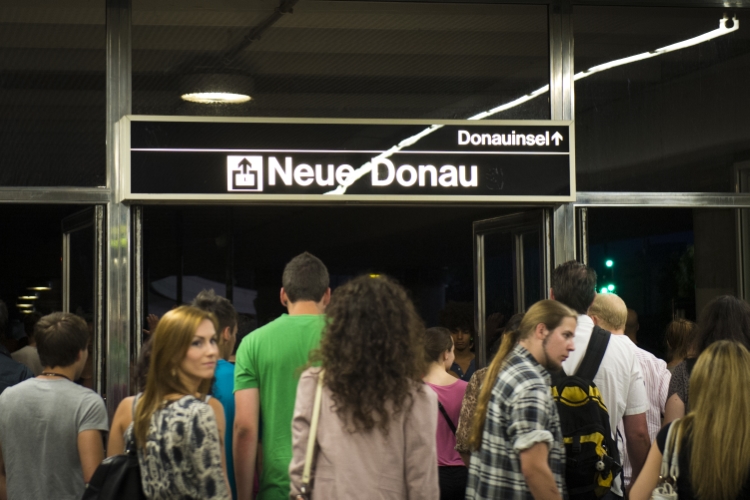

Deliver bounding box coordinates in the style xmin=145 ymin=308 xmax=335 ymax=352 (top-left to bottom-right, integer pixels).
xmin=180 ymin=73 xmax=254 ymax=104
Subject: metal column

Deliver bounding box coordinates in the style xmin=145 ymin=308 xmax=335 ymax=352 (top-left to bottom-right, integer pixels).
xmin=132 ymin=206 xmax=144 ymax=379
xmin=553 ymin=203 xmax=576 ymax=266
xmin=106 ymin=0 xmax=132 ymax=417
xmin=550 ymin=0 xmax=576 ymax=266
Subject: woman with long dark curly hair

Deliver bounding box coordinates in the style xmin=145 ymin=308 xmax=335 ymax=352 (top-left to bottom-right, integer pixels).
xmin=289 ymin=275 xmax=439 ymax=499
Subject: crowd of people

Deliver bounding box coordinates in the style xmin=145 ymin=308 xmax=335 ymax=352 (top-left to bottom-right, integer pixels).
xmin=0 ymin=253 xmax=748 ymax=499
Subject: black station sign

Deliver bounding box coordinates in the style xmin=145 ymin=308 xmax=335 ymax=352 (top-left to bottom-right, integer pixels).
xmin=120 ymin=116 xmax=575 ymax=202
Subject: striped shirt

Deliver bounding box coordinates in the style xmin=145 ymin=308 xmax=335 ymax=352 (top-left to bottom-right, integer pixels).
xmin=618 ymin=342 xmax=671 ymax=486
xmin=466 ymin=344 xmax=565 ymax=500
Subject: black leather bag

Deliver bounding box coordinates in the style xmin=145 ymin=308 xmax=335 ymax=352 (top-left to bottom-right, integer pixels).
xmin=82 ymin=397 xmax=146 ymax=500
xmin=81 ymin=448 xmax=145 ymax=500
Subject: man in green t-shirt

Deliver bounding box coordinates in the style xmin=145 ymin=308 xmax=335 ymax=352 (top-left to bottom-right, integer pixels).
xmin=234 ymin=252 xmax=330 ymax=500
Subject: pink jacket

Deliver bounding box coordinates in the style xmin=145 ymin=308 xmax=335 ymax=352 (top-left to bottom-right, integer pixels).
xmin=289 ymin=367 xmax=440 ymax=499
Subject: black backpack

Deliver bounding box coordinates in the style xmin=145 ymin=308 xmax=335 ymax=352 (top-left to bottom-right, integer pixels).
xmin=81 ymin=397 xmax=146 ymax=500
xmin=551 ymin=326 xmax=622 ymax=500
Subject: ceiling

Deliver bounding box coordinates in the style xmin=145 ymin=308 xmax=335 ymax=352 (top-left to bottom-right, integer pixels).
xmin=1 ymin=0 xmax=749 ymax=190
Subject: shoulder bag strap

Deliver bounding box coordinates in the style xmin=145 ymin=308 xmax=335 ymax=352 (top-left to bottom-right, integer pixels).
xmin=668 ymin=420 xmax=681 ymax=482
xmin=576 ymin=325 xmax=611 ymax=382
xmin=300 ymin=370 xmax=325 ymax=495
xmin=437 ymin=401 xmax=457 ymax=435
xmin=126 ymin=394 xmax=141 ymax=453
xmin=660 ymin=419 xmax=681 ymax=481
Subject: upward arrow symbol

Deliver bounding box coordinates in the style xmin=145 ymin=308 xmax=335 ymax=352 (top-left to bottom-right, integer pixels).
xmin=239 ymin=158 xmax=251 ymax=172
xmin=551 ymin=132 xmax=564 ymax=146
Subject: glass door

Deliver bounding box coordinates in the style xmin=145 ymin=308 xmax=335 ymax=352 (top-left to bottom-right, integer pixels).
xmin=62 ymin=206 xmax=105 ymax=394
xmin=473 ymin=210 xmax=551 ymax=367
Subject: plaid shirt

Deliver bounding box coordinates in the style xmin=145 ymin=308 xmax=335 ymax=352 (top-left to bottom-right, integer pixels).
xmin=465 ymin=344 xmax=566 ymax=500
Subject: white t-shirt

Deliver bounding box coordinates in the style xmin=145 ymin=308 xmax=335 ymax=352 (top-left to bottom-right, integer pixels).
xmin=561 ymin=314 xmax=649 ymax=496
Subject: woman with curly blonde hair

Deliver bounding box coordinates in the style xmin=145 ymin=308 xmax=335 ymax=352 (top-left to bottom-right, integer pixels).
xmin=289 ymin=275 xmax=439 ymax=499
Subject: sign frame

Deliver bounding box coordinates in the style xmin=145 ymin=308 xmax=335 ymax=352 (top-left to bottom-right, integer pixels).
xmin=118 ymin=115 xmax=576 ymax=204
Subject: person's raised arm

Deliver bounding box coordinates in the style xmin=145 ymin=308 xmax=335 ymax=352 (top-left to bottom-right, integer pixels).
xmin=629 ymin=441 xmax=663 ymax=500
xmin=78 ymin=430 xmax=105 ymax=483
xmin=519 ymin=442 xmax=562 ymax=500
xmin=106 ymin=396 xmax=135 ymax=457
xmin=234 ymin=388 xmax=260 ymax=500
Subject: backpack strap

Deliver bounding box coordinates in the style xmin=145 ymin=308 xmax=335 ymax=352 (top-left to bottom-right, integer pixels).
xmin=437 ymin=401 xmax=457 ymax=435
xmin=575 ymin=325 xmax=611 ymax=382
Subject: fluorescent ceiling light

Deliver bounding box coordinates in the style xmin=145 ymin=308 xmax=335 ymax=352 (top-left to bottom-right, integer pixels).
xmin=325 ymin=16 xmax=738 ymax=195
xmin=573 ymin=16 xmax=738 ymax=82
xmin=180 ymin=73 xmax=254 ymax=104
xmin=16 ymin=304 xmax=33 ymax=309
xmin=27 ymin=286 xmax=51 ymax=291
xmin=18 ymin=295 xmax=38 ymax=300
xmin=181 ymin=92 xmax=252 ymax=104
xmin=20 ymin=310 xmax=34 ymax=314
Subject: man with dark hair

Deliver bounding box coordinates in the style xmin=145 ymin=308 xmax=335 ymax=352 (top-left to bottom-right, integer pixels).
xmin=551 ymin=261 xmax=650 ymax=499
xmin=234 ymin=252 xmax=331 ymax=500
xmin=12 ymin=311 xmax=44 ymax=375
xmin=550 ymin=261 xmax=598 ymax=315
xmin=0 ymin=312 xmax=108 ymax=500
xmin=0 ymin=300 xmax=34 ymax=393
xmin=192 ymin=288 xmax=240 ymax=499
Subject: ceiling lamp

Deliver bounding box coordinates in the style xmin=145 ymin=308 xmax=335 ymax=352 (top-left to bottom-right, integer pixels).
xmin=180 ymin=73 xmax=253 ymax=104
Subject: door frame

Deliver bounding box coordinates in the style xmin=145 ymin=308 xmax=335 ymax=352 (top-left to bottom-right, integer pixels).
xmin=473 ymin=209 xmax=552 ymax=368
xmin=62 ymin=206 xmax=106 ymax=395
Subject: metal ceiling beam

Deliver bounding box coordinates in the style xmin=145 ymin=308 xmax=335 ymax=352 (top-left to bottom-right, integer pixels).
xmin=174 ymin=0 xmax=301 ymax=74
xmin=334 ymin=0 xmax=750 ymax=6
xmin=0 ymin=187 xmax=110 ymax=203
xmin=576 ymin=192 xmax=750 ymax=207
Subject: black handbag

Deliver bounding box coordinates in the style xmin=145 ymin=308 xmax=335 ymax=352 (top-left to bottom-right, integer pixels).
xmin=82 ymin=397 xmax=146 ymax=500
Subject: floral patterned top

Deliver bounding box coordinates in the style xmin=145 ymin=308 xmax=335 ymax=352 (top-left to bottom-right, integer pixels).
xmin=455 ymin=367 xmax=488 ymax=454
xmin=125 ymin=395 xmax=229 ymax=500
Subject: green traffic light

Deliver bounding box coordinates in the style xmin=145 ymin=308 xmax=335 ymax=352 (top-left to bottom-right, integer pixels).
xmin=600 ymin=287 xmax=609 ymax=294
xmin=605 ymin=259 xmax=614 ymax=268
xmin=607 ymin=284 xmax=615 ymax=291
